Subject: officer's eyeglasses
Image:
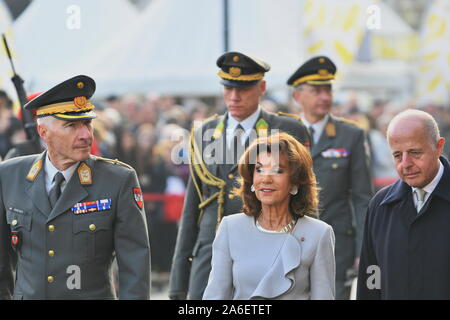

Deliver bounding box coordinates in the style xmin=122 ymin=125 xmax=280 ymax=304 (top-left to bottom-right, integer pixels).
xmin=298 ymin=86 xmax=333 ymax=96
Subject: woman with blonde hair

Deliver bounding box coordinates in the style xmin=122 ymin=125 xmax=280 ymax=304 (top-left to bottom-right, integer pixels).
xmin=203 ymin=132 xmax=335 ymax=300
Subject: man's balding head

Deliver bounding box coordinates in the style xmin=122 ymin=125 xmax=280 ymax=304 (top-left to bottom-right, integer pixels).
xmin=387 ymin=109 xmax=445 ymax=188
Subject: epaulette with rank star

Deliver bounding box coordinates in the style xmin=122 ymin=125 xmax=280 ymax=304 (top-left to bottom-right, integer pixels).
xmin=95 ymin=156 xmax=133 ymax=170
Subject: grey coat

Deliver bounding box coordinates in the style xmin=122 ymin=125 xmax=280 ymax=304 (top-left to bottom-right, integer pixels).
xmin=169 ymin=109 xmax=310 ymax=300
xmin=203 ymin=213 xmax=335 ymax=300
xmin=0 ymin=152 xmax=151 ymax=300
xmin=311 ymin=115 xmax=373 ymax=281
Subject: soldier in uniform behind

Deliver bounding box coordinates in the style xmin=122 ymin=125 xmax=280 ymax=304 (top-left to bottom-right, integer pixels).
xmin=169 ymin=51 xmax=311 ymax=300
xmin=287 ymin=56 xmax=373 ymax=299
xmin=0 ymin=75 xmax=151 ymax=299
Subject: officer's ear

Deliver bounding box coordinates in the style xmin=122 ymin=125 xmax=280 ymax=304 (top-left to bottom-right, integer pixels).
xmin=37 ymin=122 xmax=47 ymax=140
xmin=292 ymin=87 xmax=303 ymax=104
xmin=36 ymin=117 xmax=52 ymax=141
xmin=258 ymin=80 xmax=266 ymax=95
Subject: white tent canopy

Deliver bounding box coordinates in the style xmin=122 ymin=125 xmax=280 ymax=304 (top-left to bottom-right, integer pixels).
xmin=77 ymin=0 xmax=307 ymax=97
xmin=11 ymin=0 xmax=417 ymax=100
xmin=12 ymin=0 xmax=137 ymax=93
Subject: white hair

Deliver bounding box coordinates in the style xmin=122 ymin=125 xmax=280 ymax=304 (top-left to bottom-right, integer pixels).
xmin=36 ymin=116 xmax=56 ymax=129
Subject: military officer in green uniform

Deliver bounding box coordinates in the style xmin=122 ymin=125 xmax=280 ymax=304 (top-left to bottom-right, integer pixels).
xmin=0 ymin=75 xmax=151 ymax=299
xmin=287 ymin=56 xmax=373 ymax=300
xmin=169 ymin=52 xmax=311 ymax=300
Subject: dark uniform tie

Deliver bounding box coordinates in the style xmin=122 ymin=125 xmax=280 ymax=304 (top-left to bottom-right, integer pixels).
xmin=234 ymin=124 xmax=245 ymax=163
xmin=308 ymin=126 xmax=315 ymax=148
xmin=49 ymin=172 xmax=65 ymax=208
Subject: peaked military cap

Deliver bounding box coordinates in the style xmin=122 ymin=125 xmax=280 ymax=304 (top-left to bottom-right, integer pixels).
xmin=287 ymin=56 xmax=336 ymax=87
xmin=24 ymin=75 xmax=96 ymax=121
xmin=217 ymin=51 xmax=270 ymax=88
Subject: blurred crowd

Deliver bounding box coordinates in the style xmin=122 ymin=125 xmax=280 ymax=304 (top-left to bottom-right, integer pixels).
xmin=2 ymin=88 xmax=450 ymax=290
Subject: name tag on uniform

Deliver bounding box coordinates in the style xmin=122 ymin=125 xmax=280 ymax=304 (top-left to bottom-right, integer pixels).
xmin=71 ymin=199 xmax=112 ymax=215
xmin=321 ymin=148 xmax=350 ymax=158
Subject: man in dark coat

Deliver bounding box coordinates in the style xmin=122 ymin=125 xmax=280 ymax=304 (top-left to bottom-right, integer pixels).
xmin=169 ymin=51 xmax=310 ymax=300
xmin=288 ymin=56 xmax=373 ymax=299
xmin=357 ymin=109 xmax=450 ymax=299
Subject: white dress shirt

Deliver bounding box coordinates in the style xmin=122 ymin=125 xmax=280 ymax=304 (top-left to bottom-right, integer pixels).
xmin=412 ymin=160 xmax=444 ymax=208
xmin=301 ymin=114 xmax=329 ymax=145
xmin=226 ymin=107 xmax=261 ymax=148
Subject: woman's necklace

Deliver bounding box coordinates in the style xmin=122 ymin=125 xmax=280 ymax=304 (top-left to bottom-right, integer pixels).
xmin=256 ymin=218 xmax=297 ymax=233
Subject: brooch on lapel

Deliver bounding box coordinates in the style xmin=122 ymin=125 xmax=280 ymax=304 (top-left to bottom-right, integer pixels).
xmin=71 ymin=199 xmax=112 ymax=214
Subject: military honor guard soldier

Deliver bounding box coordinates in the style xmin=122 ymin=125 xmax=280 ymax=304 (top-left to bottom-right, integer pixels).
xmin=169 ymin=51 xmax=311 ymax=300
xmin=0 ymin=75 xmax=151 ymax=299
xmin=288 ymin=56 xmax=373 ymax=300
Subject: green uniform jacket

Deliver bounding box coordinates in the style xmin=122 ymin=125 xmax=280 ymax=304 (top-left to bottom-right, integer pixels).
xmin=0 ymin=152 xmax=151 ymax=299
xmin=169 ymin=109 xmax=310 ymax=300
xmin=311 ymin=115 xmax=373 ymax=282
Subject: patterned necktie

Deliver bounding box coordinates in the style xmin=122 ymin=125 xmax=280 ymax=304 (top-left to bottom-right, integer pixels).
xmin=49 ymin=172 xmax=65 ymax=208
xmin=415 ymin=188 xmax=426 ymax=213
xmin=309 ymin=126 xmax=315 ymax=148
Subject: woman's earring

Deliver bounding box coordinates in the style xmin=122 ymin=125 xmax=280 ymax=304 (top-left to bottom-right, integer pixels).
xmin=290 ymin=186 xmax=298 ymax=195
xmin=251 ymin=185 xmax=255 ymax=192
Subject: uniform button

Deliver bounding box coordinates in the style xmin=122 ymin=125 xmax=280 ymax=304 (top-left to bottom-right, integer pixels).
xmin=332 ymin=163 xmax=338 ymax=169
xmin=48 ymin=225 xmax=55 ymax=232
xmin=89 ymin=224 xmax=96 ymax=231
xmin=48 ymin=250 xmax=55 ymax=257
xmin=188 ymin=257 xmax=193 ymax=262
xmin=47 ymin=276 xmax=54 ymax=283
xmin=12 ymin=219 xmax=18 ymax=226
xmin=228 ymin=194 xmax=235 ymax=200
xmin=228 ymin=174 xmax=234 ymax=179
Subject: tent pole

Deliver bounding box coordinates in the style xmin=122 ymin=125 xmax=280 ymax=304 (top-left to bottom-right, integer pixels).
xmin=223 ymin=0 xmax=229 ymax=52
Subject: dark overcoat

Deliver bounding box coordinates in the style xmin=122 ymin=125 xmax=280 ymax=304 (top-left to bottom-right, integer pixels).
xmin=357 ymin=156 xmax=450 ymax=299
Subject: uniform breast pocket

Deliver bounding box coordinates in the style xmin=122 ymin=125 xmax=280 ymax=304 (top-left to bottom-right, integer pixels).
xmin=73 ymin=217 xmax=114 ymax=262
xmin=322 ymin=157 xmax=350 ymax=172
xmin=6 ymin=209 xmax=32 ymax=259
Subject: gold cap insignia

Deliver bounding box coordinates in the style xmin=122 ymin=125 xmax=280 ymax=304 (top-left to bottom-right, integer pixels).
xmin=233 ymin=55 xmax=240 ymax=62
xmin=78 ymin=162 xmax=92 ymax=185
xmin=229 ymin=67 xmax=241 ymax=77
xmin=77 ymin=81 xmax=84 ymax=89
xmin=73 ymin=96 xmax=87 ymax=108
xmin=319 ymin=58 xmax=325 ymax=63
xmin=318 ymin=69 xmax=329 ymax=76
xmin=26 ymin=160 xmax=43 ymax=181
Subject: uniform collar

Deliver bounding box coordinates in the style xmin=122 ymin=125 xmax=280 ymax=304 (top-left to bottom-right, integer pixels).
xmin=45 ymin=152 xmax=79 ymax=191
xmin=301 ymin=114 xmax=329 ymax=143
xmin=227 ymin=107 xmax=261 ymax=133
